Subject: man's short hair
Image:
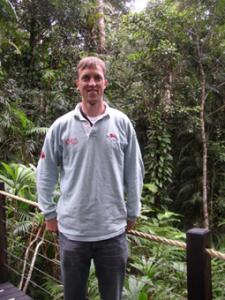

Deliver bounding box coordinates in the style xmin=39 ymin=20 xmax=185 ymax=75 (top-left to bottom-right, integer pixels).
xmin=77 ymin=56 xmax=106 ymax=76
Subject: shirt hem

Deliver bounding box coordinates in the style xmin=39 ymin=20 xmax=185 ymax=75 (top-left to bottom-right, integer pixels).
xmin=60 ymin=228 xmax=126 ymax=242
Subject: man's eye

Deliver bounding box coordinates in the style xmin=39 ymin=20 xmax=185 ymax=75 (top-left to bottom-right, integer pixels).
xmin=82 ymin=76 xmax=90 ymax=81
xmin=94 ymin=76 xmax=102 ymax=81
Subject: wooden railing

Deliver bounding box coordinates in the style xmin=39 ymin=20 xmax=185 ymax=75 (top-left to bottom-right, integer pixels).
xmin=1 ymin=182 xmax=225 ymax=300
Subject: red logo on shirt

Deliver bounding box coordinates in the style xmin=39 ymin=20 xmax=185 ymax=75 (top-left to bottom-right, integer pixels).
xmin=40 ymin=151 xmax=45 ymax=159
xmin=65 ymin=138 xmax=79 ymax=145
xmin=107 ymin=133 xmax=118 ymax=141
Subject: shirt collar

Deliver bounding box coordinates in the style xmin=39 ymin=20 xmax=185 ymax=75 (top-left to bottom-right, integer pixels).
xmin=74 ymin=102 xmax=110 ymax=121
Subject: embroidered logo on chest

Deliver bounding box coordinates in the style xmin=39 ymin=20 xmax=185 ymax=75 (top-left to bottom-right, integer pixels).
xmin=107 ymin=132 xmax=118 ymax=141
xmin=64 ymin=138 xmax=79 ymax=145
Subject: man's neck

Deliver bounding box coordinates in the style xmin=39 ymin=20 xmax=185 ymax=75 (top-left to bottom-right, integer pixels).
xmin=81 ymin=102 xmax=105 ymax=117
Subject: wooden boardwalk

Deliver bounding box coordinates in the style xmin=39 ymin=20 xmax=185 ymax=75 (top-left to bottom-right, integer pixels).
xmin=0 ymin=282 xmax=32 ymax=300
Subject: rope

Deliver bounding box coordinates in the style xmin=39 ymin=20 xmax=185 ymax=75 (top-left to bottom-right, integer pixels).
xmin=128 ymin=230 xmax=225 ymax=261
xmin=1 ymin=189 xmax=225 ymax=261
xmin=0 ymin=190 xmax=38 ymax=207
xmin=128 ymin=230 xmax=186 ymax=249
xmin=205 ymin=248 xmax=225 ymax=261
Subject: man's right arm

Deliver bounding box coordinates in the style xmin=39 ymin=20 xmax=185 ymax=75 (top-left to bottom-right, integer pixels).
xmin=36 ymin=126 xmax=61 ymax=228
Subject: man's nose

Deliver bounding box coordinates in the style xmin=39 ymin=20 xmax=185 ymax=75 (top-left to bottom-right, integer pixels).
xmin=89 ymin=77 xmax=96 ymax=85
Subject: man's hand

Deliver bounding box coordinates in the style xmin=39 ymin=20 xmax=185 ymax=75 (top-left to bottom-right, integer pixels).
xmin=126 ymin=219 xmax=136 ymax=232
xmin=45 ymin=218 xmax=58 ymax=233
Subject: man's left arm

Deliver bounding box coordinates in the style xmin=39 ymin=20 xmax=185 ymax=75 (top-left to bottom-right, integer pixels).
xmin=124 ymin=125 xmax=144 ymax=231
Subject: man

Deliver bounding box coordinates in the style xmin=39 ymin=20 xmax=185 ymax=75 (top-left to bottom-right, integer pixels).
xmin=37 ymin=56 xmax=144 ymax=300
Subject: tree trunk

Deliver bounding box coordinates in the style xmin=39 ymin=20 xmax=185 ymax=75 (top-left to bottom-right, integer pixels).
xmin=164 ymin=71 xmax=173 ymax=114
xmin=197 ymin=38 xmax=209 ymax=229
xmin=96 ymin=0 xmax=106 ymax=53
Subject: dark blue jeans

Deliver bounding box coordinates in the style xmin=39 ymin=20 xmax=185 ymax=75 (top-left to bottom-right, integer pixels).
xmin=59 ymin=232 xmax=128 ymax=300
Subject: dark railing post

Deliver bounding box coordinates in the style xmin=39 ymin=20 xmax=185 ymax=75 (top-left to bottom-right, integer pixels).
xmin=0 ymin=182 xmax=8 ymax=283
xmin=186 ymin=228 xmax=212 ymax=300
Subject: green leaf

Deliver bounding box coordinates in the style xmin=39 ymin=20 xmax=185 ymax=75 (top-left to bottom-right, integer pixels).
xmin=138 ymin=291 xmax=148 ymax=300
xmin=1 ymin=162 xmax=15 ymax=179
xmin=144 ymin=183 xmax=158 ymax=194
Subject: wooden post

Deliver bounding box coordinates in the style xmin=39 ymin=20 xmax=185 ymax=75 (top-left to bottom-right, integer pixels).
xmin=0 ymin=182 xmax=8 ymax=283
xmin=186 ymin=228 xmax=212 ymax=300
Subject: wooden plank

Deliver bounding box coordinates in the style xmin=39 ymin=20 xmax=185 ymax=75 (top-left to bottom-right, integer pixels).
xmin=0 ymin=287 xmax=23 ymax=298
xmin=16 ymin=296 xmax=33 ymax=300
xmin=0 ymin=282 xmax=32 ymax=300
xmin=0 ymin=282 xmax=12 ymax=289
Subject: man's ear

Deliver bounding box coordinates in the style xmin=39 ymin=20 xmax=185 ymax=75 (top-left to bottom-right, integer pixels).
xmin=75 ymin=80 xmax=79 ymax=90
xmin=104 ymin=79 xmax=109 ymax=89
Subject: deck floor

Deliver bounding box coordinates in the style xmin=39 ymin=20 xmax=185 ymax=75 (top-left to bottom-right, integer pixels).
xmin=0 ymin=282 xmax=32 ymax=300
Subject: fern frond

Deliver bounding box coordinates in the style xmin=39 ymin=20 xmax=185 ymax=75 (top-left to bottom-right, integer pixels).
xmin=26 ymin=127 xmax=49 ymax=135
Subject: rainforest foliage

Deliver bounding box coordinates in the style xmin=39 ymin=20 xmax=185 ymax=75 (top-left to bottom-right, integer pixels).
xmin=1 ymin=0 xmax=225 ymax=299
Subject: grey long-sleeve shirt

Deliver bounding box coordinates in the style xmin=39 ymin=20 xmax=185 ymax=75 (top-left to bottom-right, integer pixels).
xmin=37 ymin=103 xmax=144 ymax=241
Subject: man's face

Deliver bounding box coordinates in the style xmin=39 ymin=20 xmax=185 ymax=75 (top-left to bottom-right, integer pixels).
xmin=76 ymin=65 xmax=108 ymax=106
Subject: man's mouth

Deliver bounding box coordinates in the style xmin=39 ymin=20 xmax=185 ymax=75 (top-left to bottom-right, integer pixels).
xmin=88 ymin=90 xmax=98 ymax=95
